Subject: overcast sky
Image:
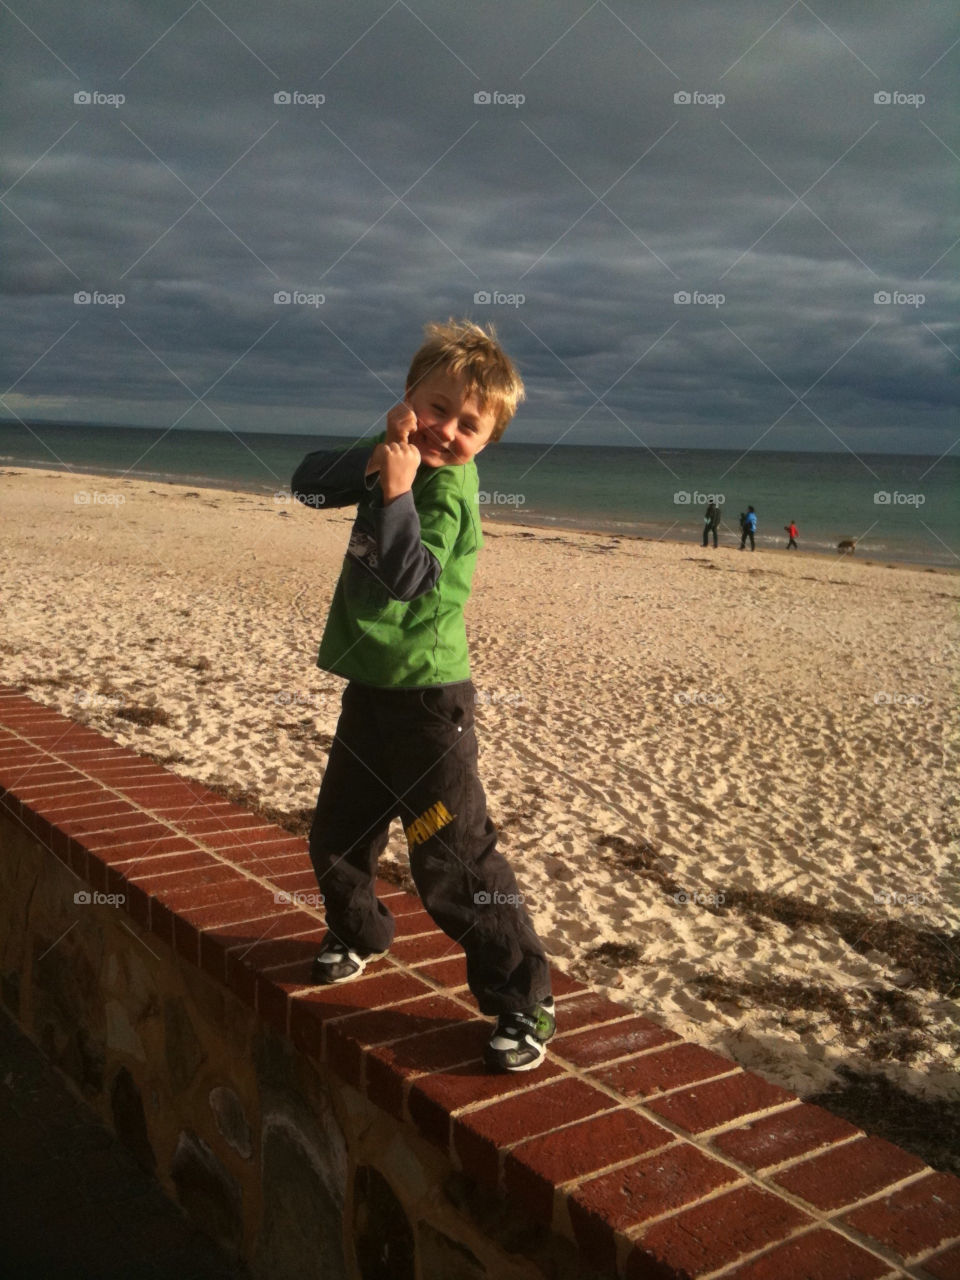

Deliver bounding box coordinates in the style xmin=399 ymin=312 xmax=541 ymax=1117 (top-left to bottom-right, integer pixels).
xmin=2 ymin=0 xmax=958 ymax=453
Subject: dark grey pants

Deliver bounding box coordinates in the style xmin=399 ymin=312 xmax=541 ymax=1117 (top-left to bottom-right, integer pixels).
xmin=308 ymin=680 xmax=551 ymax=1016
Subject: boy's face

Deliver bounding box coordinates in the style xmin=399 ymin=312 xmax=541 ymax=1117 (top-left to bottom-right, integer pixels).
xmin=405 ymin=368 xmax=497 ymax=468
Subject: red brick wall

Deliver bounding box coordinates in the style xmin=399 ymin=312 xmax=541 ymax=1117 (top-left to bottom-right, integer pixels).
xmin=1 ymin=685 xmax=957 ymax=1279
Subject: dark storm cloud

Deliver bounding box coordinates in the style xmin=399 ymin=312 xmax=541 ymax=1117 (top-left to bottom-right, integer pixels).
xmin=2 ymin=0 xmax=958 ymax=453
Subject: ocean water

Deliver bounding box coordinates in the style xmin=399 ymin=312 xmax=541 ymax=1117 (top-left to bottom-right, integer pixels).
xmin=2 ymin=421 xmax=958 ymax=569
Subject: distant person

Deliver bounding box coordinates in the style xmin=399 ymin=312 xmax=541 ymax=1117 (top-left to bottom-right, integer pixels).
xmin=702 ymin=501 xmax=721 ymax=548
xmin=784 ymin=520 xmax=798 ymax=550
xmin=739 ymin=505 xmax=757 ymax=551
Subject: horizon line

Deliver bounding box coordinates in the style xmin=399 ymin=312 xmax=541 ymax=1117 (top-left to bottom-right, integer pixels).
xmin=0 ymin=419 xmax=951 ymax=459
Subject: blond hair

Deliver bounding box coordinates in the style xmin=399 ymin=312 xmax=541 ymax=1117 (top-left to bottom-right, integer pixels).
xmin=405 ymin=317 xmax=524 ymax=441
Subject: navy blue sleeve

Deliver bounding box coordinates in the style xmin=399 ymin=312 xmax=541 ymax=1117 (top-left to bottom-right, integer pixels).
xmin=371 ymin=491 xmax=443 ymax=601
xmin=291 ymin=446 xmax=372 ymax=510
xmin=294 ymin=439 xmax=450 ymax=600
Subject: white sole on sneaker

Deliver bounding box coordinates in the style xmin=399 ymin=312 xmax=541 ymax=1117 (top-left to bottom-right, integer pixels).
xmin=503 ymin=1044 xmax=548 ymax=1072
xmin=312 ymin=946 xmax=389 ymax=985
xmin=485 ymin=997 xmax=557 ymax=1071
xmin=485 ymin=1031 xmax=551 ymax=1072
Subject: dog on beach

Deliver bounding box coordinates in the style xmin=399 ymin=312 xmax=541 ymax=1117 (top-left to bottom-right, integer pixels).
xmin=837 ymin=539 xmax=856 ymax=555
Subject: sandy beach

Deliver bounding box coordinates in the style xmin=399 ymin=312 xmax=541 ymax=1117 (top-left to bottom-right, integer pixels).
xmin=2 ymin=466 xmax=957 ymax=1113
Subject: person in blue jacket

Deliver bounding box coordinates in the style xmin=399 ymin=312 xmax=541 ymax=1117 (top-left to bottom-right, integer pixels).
xmin=739 ymin=506 xmax=757 ymax=551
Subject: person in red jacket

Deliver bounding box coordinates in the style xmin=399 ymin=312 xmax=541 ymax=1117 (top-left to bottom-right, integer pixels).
xmin=784 ymin=520 xmax=798 ymax=550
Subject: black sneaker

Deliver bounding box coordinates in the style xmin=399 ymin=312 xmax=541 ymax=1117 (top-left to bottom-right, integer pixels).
xmin=312 ymin=937 xmax=383 ymax=985
xmin=485 ymin=997 xmax=556 ymax=1072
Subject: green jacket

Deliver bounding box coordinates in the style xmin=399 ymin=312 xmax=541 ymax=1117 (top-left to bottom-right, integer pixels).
xmin=291 ymin=439 xmax=483 ymax=688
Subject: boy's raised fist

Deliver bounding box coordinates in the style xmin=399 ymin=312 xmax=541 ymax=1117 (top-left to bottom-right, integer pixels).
xmin=386 ymin=402 xmax=417 ymax=445
xmin=377 ymin=440 xmax=420 ymax=503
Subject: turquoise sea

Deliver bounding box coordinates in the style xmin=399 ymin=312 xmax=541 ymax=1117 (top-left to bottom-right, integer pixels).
xmin=2 ymin=421 xmax=958 ymax=569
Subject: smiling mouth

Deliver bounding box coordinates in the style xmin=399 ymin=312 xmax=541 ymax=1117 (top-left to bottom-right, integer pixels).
xmin=415 ymin=428 xmax=452 ymax=454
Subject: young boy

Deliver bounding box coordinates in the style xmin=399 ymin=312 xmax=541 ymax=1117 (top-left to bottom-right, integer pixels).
xmin=290 ymin=318 xmax=555 ymax=1072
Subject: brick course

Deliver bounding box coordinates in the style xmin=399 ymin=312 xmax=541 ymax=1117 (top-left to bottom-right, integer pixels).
xmin=772 ymin=1135 xmax=927 ymax=1211
xmin=842 ymin=1171 xmax=960 ymax=1261
xmin=719 ymin=1228 xmax=895 ymax=1279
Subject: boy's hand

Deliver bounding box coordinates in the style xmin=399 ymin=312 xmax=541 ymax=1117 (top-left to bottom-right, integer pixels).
xmin=367 ymin=401 xmax=418 ymax=476
xmin=386 ymin=401 xmax=417 ymax=445
xmin=378 ymin=440 xmax=420 ymax=503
